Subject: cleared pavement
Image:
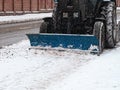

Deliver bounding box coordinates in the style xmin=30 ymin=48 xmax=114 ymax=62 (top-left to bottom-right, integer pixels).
xmin=0 ymin=21 xmax=41 ymax=47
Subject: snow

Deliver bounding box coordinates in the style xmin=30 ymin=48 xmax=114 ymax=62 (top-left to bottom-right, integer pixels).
xmin=47 ymin=47 xmax=120 ymax=90
xmin=0 ymin=40 xmax=120 ymax=90
xmin=0 ymin=40 xmax=96 ymax=90
xmin=0 ymin=12 xmax=120 ymax=90
xmin=117 ymin=7 xmax=120 ymax=10
xmin=0 ymin=13 xmax=52 ymax=24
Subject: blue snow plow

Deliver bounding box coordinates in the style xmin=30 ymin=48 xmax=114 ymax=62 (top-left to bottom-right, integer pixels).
xmin=26 ymin=34 xmax=99 ymax=50
xmin=26 ymin=33 xmax=100 ymax=54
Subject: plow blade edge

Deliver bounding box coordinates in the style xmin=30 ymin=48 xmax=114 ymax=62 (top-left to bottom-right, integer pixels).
xmin=26 ymin=33 xmax=99 ymax=51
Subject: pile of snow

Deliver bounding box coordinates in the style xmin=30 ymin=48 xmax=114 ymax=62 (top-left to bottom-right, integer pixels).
xmin=0 ymin=13 xmax=52 ymax=24
xmin=0 ymin=40 xmax=120 ymax=90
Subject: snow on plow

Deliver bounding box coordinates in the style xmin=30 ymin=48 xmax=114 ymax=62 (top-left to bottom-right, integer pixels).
xmin=26 ymin=33 xmax=100 ymax=54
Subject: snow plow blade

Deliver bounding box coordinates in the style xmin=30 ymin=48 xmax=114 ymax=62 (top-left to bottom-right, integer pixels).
xmin=27 ymin=33 xmax=99 ymax=53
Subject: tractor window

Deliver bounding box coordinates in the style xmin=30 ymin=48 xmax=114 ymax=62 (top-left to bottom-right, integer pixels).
xmin=89 ymin=0 xmax=97 ymax=7
xmin=67 ymin=0 xmax=73 ymax=6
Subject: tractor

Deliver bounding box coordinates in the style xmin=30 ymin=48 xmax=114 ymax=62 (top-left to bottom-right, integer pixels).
xmin=27 ymin=0 xmax=119 ymax=55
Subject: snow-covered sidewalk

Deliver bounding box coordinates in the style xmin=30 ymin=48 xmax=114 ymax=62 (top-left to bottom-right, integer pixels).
xmin=0 ymin=13 xmax=52 ymax=24
xmin=0 ymin=7 xmax=120 ymax=24
xmin=0 ymin=6 xmax=119 ymax=24
xmin=0 ymin=40 xmax=120 ymax=90
xmin=0 ymin=40 xmax=95 ymax=90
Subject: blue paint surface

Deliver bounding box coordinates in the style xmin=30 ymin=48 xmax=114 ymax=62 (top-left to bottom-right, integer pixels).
xmin=26 ymin=33 xmax=99 ymax=50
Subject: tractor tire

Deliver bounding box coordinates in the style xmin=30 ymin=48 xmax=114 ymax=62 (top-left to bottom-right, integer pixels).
xmin=117 ymin=21 xmax=120 ymax=42
xmin=93 ymin=21 xmax=105 ymax=54
xmin=102 ymin=2 xmax=117 ymax=48
xmin=39 ymin=22 xmax=48 ymax=33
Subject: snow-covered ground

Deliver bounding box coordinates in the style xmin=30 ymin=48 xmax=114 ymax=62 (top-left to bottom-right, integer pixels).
xmin=0 ymin=40 xmax=96 ymax=90
xmin=0 ymin=40 xmax=120 ymax=90
xmin=0 ymin=11 xmax=120 ymax=90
